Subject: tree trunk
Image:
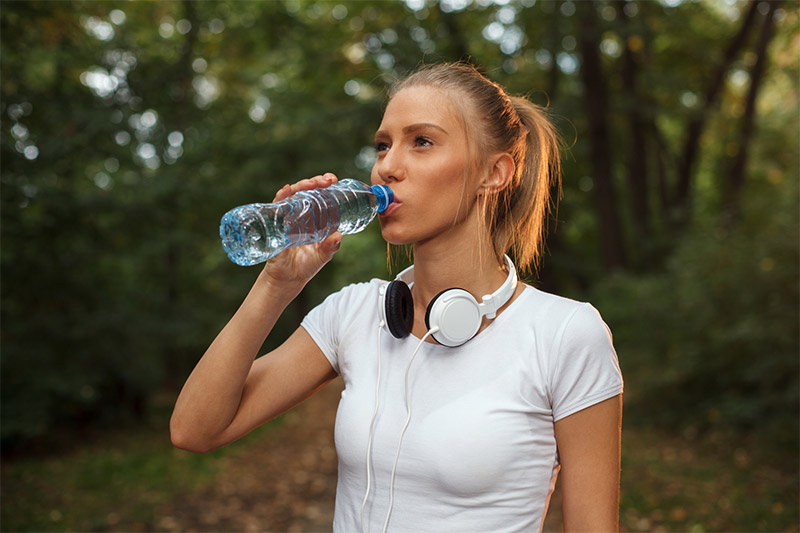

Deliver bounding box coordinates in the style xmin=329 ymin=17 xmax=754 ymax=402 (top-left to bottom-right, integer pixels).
xmin=163 ymin=0 xmax=200 ymax=387
xmin=576 ymin=1 xmax=628 ymax=271
xmin=546 ymin=6 xmax=562 ymax=101
xmin=616 ymin=0 xmax=651 ymax=257
xmin=652 ymin=123 xmax=673 ymax=222
xmin=673 ymin=0 xmax=760 ymax=224
xmin=726 ymin=1 xmax=782 ymax=217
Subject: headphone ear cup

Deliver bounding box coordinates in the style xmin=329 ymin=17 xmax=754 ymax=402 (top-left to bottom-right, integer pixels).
xmin=384 ymin=280 xmax=414 ymax=339
xmin=425 ymin=289 xmax=482 ymax=347
xmin=424 ymin=289 xmax=450 ymax=332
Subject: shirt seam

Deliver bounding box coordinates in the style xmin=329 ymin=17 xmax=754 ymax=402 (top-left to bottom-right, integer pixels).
xmin=552 ymin=384 xmax=623 ymax=422
xmin=545 ymin=303 xmax=587 ymax=406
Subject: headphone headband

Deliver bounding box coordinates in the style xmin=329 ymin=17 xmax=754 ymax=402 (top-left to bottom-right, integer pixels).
xmin=395 ymin=263 xmax=415 ymax=286
xmin=479 ymin=255 xmax=517 ymax=320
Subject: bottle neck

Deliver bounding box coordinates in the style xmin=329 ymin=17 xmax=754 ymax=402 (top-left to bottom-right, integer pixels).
xmin=371 ymin=184 xmax=393 ymax=213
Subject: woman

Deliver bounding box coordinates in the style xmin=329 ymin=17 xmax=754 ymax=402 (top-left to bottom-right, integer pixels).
xmin=171 ymin=62 xmax=623 ymax=532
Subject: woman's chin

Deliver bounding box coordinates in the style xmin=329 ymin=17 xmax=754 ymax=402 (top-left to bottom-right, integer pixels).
xmin=383 ymin=237 xmax=411 ymax=246
xmin=380 ymin=228 xmax=412 ymax=247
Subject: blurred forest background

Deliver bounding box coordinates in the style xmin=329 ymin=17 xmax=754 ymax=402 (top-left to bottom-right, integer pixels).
xmin=2 ymin=0 xmax=798 ymax=531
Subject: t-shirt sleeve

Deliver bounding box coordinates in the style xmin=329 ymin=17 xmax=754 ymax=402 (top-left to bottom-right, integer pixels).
xmin=300 ymin=289 xmax=345 ymax=375
xmin=301 ymin=281 xmax=374 ymax=375
xmin=549 ymin=303 xmax=623 ymax=421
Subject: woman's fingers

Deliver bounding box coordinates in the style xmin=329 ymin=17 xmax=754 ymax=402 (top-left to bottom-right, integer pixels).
xmin=272 ymin=173 xmax=338 ymax=202
xmin=272 ymin=184 xmax=292 ymax=202
xmin=262 ymin=174 xmax=342 ymax=283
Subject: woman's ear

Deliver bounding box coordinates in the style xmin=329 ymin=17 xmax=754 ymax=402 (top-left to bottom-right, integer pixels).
xmin=480 ymin=153 xmax=515 ymax=195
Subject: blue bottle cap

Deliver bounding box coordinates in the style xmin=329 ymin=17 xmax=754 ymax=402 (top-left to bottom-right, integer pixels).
xmin=371 ymin=184 xmax=394 ymax=213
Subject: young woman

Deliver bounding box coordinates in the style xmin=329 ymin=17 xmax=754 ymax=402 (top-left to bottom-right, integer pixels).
xmin=171 ymin=62 xmax=623 ymax=532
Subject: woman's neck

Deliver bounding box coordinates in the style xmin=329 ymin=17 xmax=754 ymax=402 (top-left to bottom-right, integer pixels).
xmin=411 ymin=239 xmax=507 ymax=308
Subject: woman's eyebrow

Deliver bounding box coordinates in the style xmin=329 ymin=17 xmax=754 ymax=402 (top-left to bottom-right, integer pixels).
xmin=403 ymin=122 xmax=448 ymax=135
xmin=374 ymin=123 xmax=449 ymax=139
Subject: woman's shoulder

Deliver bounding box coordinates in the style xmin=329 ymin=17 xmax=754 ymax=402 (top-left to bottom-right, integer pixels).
xmin=314 ymin=277 xmax=386 ymax=309
xmin=339 ymin=277 xmax=387 ymax=296
xmin=302 ymin=277 xmax=387 ymax=336
xmin=515 ymin=285 xmax=611 ymax=340
xmin=519 ymin=284 xmax=595 ymax=319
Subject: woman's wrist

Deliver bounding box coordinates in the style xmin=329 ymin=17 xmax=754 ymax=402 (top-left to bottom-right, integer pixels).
xmin=254 ymin=265 xmax=307 ymax=303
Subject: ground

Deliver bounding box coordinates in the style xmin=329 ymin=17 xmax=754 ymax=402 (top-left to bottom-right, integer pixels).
xmin=157 ymin=382 xmax=342 ymax=533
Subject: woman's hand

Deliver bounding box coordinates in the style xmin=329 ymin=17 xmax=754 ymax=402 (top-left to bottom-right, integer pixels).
xmin=260 ymin=172 xmax=343 ymax=287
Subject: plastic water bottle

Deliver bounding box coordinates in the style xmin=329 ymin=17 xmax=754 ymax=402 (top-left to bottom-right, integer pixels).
xmin=220 ymin=179 xmax=394 ymax=266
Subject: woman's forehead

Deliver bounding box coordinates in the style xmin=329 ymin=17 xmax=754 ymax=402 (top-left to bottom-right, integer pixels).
xmin=382 ymin=85 xmax=465 ymax=128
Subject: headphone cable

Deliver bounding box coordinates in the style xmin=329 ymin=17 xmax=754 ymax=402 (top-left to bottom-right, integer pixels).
xmin=381 ymin=328 xmax=437 ymax=533
xmin=361 ymin=323 xmax=385 ymax=533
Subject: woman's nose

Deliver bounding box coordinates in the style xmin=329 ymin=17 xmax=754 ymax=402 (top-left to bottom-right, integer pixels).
xmin=374 ymin=148 xmax=405 ymax=183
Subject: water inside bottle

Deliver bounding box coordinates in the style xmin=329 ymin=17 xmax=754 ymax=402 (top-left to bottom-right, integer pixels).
xmin=284 ymin=192 xmax=341 ymax=244
xmin=220 ymin=204 xmax=289 ymax=266
xmin=335 ymin=186 xmax=376 ymax=234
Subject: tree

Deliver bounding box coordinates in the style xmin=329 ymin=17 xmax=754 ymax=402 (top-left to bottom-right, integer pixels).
xmin=576 ymin=1 xmax=628 ymax=271
xmin=726 ymin=0 xmax=783 ymax=217
xmin=673 ymin=0 xmax=761 ymax=223
xmin=1 ymin=0 xmax=796 ymax=448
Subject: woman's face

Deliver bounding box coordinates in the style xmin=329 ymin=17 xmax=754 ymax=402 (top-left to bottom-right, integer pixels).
xmin=370 ymin=85 xmax=482 ymax=247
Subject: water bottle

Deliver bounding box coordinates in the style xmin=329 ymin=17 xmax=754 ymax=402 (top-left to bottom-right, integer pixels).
xmin=220 ymin=179 xmax=394 ymax=266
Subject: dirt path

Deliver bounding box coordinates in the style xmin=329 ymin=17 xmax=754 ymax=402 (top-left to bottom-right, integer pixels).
xmin=158 ymin=381 xmax=344 ymax=533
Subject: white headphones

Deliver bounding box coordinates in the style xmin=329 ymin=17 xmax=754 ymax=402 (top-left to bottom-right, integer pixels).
xmin=378 ymin=255 xmax=518 ymax=347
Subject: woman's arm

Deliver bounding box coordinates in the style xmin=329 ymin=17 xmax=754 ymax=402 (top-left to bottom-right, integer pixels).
xmin=170 ymin=174 xmax=341 ymax=453
xmin=554 ymin=394 xmax=623 ymax=532
xmin=169 ymin=272 xmax=337 ymax=453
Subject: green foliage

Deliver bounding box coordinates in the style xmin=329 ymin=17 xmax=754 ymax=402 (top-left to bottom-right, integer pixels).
xmin=1 ymin=0 xmax=798 ymax=452
xmin=591 ymin=174 xmax=799 ymax=442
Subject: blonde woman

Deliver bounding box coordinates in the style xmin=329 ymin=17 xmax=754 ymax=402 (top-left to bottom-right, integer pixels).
xmin=171 ymin=62 xmax=623 ymax=532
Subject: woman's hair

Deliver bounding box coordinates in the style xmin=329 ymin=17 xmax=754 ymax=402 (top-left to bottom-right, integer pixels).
xmin=388 ymin=62 xmax=562 ymax=274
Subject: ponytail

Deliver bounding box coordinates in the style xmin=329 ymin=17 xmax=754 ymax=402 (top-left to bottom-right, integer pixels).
xmin=495 ymin=97 xmax=562 ymax=273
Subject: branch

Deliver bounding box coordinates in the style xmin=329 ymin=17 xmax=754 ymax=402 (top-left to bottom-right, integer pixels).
xmin=673 ymin=0 xmax=761 ymax=222
xmin=726 ymin=1 xmax=782 ymax=217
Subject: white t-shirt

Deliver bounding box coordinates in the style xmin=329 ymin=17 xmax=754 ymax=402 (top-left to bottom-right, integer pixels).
xmin=301 ymin=279 xmax=623 ymax=533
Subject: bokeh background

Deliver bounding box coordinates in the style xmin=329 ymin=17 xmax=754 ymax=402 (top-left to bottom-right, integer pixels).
xmin=2 ymin=0 xmax=798 ymax=531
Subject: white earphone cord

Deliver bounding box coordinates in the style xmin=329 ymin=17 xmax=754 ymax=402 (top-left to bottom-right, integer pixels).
xmin=361 ymin=324 xmax=385 ymax=533
xmin=382 ymin=328 xmax=436 ymax=533
xmin=360 ymin=324 xmax=438 ymax=533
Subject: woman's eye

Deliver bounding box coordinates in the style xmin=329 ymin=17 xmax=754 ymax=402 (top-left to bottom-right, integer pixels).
xmin=415 ymin=136 xmax=432 ymax=147
xmin=375 ymin=141 xmax=390 ymax=152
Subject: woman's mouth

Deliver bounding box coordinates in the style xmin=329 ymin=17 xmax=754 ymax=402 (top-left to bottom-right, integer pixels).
xmin=379 ymin=200 xmax=402 ymax=217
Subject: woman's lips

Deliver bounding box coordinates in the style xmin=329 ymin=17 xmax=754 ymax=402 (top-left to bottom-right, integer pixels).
xmin=380 ymin=200 xmax=402 ymax=217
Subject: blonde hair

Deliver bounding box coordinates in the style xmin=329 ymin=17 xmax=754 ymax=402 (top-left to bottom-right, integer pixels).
xmin=388 ymin=62 xmax=562 ymax=274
